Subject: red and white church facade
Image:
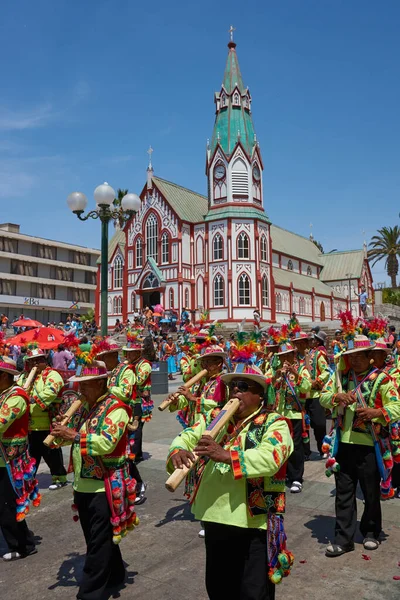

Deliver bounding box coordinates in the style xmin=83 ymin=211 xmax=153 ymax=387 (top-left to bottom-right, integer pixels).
xmin=98 ymin=38 xmax=373 ymax=328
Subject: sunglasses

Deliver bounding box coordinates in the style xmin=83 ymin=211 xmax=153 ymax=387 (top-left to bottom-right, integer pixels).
xmin=228 ymin=380 xmax=257 ymax=393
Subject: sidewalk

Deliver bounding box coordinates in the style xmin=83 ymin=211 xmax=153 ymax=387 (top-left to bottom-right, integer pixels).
xmin=1 ymin=377 xmax=399 ymax=599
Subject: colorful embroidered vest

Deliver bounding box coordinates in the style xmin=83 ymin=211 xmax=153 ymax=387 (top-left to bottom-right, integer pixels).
xmin=74 ymin=395 xmax=131 ymax=479
xmin=0 ymin=385 xmax=30 ymax=460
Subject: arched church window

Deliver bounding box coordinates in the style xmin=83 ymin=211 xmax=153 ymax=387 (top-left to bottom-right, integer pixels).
xmin=262 ymin=275 xmax=269 ymax=307
xmin=113 ymin=255 xmax=123 ymax=288
xmin=238 ymin=232 xmax=250 ymax=259
xmin=260 ymin=236 xmax=268 ymax=261
xmin=136 ymin=238 xmax=143 ymax=268
xmin=276 ymin=293 xmax=282 ymax=312
xmin=169 ymin=288 xmax=174 ymax=309
xmin=146 ymin=214 xmax=158 ymax=262
xmin=214 ymin=275 xmax=224 ymax=307
xmin=287 ymin=260 xmax=293 ymax=271
xmin=307 ymin=265 xmax=312 ymax=276
xmin=238 ymin=273 xmax=250 ymax=306
xmin=185 ymin=288 xmax=190 ymax=309
xmin=233 ymin=91 xmax=240 ymax=105
xmin=162 ymin=232 xmax=169 ymax=264
xmin=131 ymin=292 xmax=136 ymax=312
xmin=299 ymin=297 xmax=306 ymax=314
xmin=213 ymin=233 xmax=223 ymax=260
xmin=221 ymin=94 xmax=226 ymax=108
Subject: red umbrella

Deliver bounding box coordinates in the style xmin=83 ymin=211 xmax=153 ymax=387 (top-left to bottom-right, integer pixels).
xmin=12 ymin=318 xmax=43 ymax=328
xmin=7 ymin=327 xmax=66 ymax=349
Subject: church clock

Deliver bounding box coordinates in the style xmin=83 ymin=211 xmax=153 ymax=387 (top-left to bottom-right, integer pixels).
xmin=252 ymin=165 xmax=261 ymax=181
xmin=214 ymin=164 xmax=226 ymax=181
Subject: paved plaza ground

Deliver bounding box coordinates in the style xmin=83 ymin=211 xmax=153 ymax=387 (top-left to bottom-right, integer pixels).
xmin=1 ymin=377 xmax=400 ymax=600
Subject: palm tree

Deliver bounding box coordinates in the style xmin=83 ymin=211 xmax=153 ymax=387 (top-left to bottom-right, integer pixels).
xmin=113 ymin=188 xmax=128 ymax=229
xmin=368 ymin=225 xmax=400 ymax=288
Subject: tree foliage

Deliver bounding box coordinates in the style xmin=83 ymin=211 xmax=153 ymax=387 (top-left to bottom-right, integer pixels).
xmin=368 ymin=226 xmax=400 ymax=288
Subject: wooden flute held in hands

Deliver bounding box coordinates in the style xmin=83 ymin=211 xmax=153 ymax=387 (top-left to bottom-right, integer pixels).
xmin=158 ymin=368 xmax=208 ymax=411
xmin=43 ymin=400 xmax=82 ymax=447
xmin=165 ymin=397 xmax=240 ymax=492
xmin=23 ymin=366 xmax=38 ymax=393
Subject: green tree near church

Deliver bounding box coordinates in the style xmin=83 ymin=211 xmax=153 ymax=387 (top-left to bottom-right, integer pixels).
xmin=368 ymin=225 xmax=400 ymax=288
xmin=113 ymin=188 xmax=129 ymax=228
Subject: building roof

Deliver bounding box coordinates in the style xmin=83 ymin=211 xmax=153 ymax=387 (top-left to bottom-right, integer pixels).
xmin=319 ymin=250 xmax=366 ymax=281
xmin=205 ymin=207 xmax=270 ymax=223
xmin=152 ymin=176 xmax=208 ymax=223
xmin=273 ymin=267 xmax=345 ymax=298
xmin=210 ymin=42 xmax=256 ymax=158
xmin=0 ymin=224 xmax=100 ymax=254
xmin=270 ymin=225 xmax=323 ymax=265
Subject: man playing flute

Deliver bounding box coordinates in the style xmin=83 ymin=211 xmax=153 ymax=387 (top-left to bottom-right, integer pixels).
xmin=166 ymin=357 xmax=293 ymax=600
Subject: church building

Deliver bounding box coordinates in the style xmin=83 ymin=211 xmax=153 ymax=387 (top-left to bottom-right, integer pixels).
xmin=98 ymin=36 xmax=373 ymax=328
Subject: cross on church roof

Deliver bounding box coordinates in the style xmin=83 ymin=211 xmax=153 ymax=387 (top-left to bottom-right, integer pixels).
xmin=147 ymin=145 xmax=154 ymax=168
xmin=229 ymin=25 xmax=236 ymax=42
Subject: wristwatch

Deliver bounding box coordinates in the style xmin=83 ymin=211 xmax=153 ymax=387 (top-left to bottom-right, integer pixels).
xmin=74 ymin=433 xmax=81 ymax=444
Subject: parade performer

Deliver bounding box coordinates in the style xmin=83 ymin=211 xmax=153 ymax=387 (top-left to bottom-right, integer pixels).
xmin=51 ymin=357 xmax=138 ymax=599
xmin=320 ymin=331 xmax=400 ymax=557
xmin=18 ymin=344 xmax=67 ymax=490
xmin=163 ymin=335 xmax=177 ymax=380
xmin=168 ymin=345 xmax=227 ymax=430
xmin=274 ymin=331 xmax=312 ymax=493
xmin=365 ymin=317 xmax=400 ymax=500
xmin=304 ymin=331 xmax=330 ymax=458
xmin=122 ymin=329 xmax=150 ymax=502
xmin=0 ymin=357 xmax=41 ymax=561
xmin=166 ymin=354 xmax=294 ymax=600
xmin=331 ymin=329 xmax=345 ymax=356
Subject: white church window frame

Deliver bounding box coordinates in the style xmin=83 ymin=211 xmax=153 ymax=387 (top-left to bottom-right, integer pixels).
xmin=146 ymin=213 xmax=158 ymax=262
xmin=113 ymin=255 xmax=123 ymax=289
xmin=231 ymin=158 xmax=249 ymax=197
xmin=214 ymin=274 xmax=224 ymax=307
xmin=238 ymin=232 xmax=250 ymax=259
xmin=260 ymin=235 xmax=268 ymax=261
xmin=276 ymin=292 xmax=282 ymax=312
xmin=238 ymin=273 xmax=250 ymax=306
xmin=262 ymin=275 xmax=269 ymax=307
xmin=162 ymin=232 xmax=170 ymax=264
xmin=136 ymin=237 xmax=143 ymax=268
xmin=213 ymin=233 xmax=223 ymax=261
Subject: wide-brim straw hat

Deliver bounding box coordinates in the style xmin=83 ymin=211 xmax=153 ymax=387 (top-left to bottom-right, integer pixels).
xmin=342 ymin=335 xmax=375 ymax=355
xmin=122 ymin=344 xmax=143 ymax=352
xmin=276 ymin=343 xmax=296 ymax=357
xmin=292 ymin=332 xmax=309 ymax=343
xmin=25 ymin=347 xmax=46 ymax=360
xmin=199 ymin=345 xmax=226 ymax=361
xmin=221 ymin=363 xmax=268 ymax=391
xmin=0 ymin=356 xmax=19 ymax=376
xmin=69 ymin=360 xmax=108 ymax=383
xmin=370 ymin=337 xmax=390 ymax=353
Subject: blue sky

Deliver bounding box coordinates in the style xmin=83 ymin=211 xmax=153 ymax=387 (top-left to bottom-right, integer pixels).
xmin=1 ymin=1 xmax=399 ymax=284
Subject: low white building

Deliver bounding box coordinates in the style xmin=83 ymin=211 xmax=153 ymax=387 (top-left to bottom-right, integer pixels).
xmin=0 ymin=223 xmax=100 ymax=324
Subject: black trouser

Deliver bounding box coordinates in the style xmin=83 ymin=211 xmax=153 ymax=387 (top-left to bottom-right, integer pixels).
xmin=204 ymin=522 xmax=275 ymax=600
xmin=287 ymin=419 xmax=304 ymax=484
xmin=132 ymin=404 xmax=144 ymax=461
xmin=0 ymin=467 xmax=36 ymax=555
xmin=129 ymin=461 xmax=143 ymax=491
xmin=334 ymin=442 xmax=382 ymax=546
xmin=74 ymin=491 xmax=125 ymax=600
xmin=304 ymin=397 xmax=327 ymax=456
xmin=392 ymin=462 xmax=400 ymax=489
xmin=29 ymin=430 xmax=67 ymax=480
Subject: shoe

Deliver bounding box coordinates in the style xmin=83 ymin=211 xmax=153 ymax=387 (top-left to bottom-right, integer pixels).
xmin=322 ymin=453 xmax=328 ymax=459
xmin=325 ymin=543 xmax=354 ymax=558
xmin=3 ymin=549 xmax=37 ymax=561
xmin=135 ymin=482 xmax=147 ymax=505
xmin=304 ymin=455 xmax=310 ymax=462
xmin=290 ymin=481 xmax=303 ymax=493
xmin=48 ymin=481 xmax=68 ymax=491
xmin=198 ymin=529 xmax=205 ymax=538
xmin=363 ymin=537 xmax=380 ymax=551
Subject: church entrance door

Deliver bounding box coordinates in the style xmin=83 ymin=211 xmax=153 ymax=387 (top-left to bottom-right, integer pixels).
xmin=143 ymin=291 xmax=160 ymax=309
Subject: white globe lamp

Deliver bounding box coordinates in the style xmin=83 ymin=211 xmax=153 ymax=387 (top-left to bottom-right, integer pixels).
xmin=94 ymin=182 xmax=116 ymax=207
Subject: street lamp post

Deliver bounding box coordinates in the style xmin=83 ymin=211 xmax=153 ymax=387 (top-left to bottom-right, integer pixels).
xmin=67 ymin=183 xmax=141 ymax=336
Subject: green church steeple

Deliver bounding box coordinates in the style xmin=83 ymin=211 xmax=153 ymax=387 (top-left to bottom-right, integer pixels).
xmin=210 ymin=35 xmax=256 ymax=159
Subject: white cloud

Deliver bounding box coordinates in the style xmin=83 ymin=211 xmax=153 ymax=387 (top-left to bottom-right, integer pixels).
xmin=0 ymin=103 xmax=54 ymax=131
